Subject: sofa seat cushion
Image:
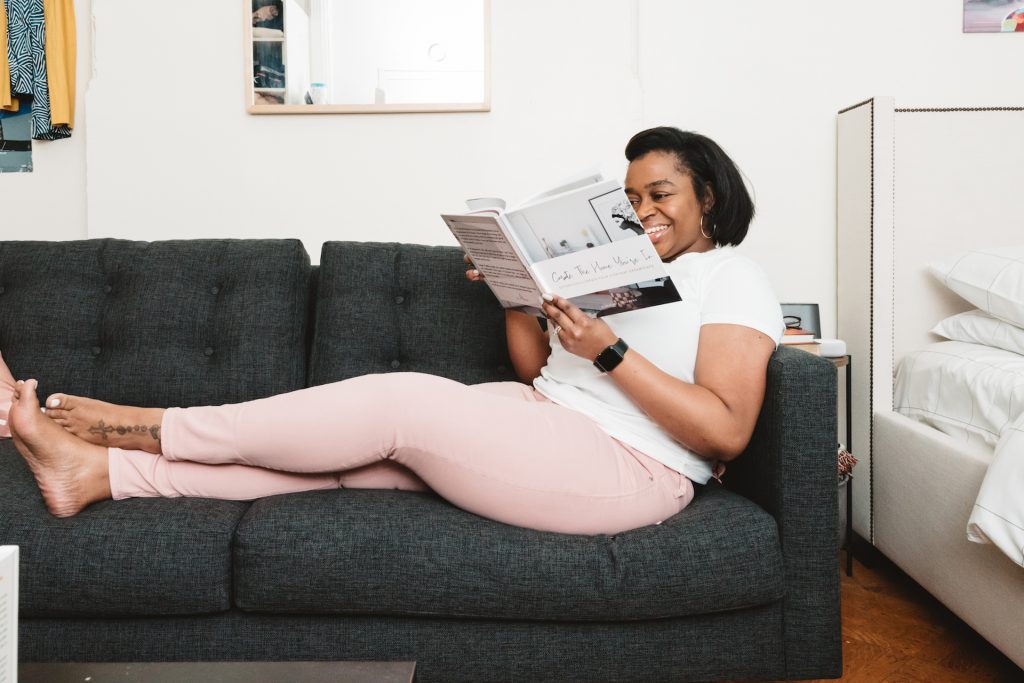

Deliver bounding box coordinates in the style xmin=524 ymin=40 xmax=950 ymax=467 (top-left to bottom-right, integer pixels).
xmin=0 ymin=444 xmax=250 ymax=618
xmin=233 ymin=486 xmax=784 ymax=621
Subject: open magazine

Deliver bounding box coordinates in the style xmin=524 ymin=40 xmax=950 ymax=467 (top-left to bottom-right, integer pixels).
xmin=441 ymin=171 xmax=681 ymax=317
xmin=0 ymin=546 xmax=16 ymax=683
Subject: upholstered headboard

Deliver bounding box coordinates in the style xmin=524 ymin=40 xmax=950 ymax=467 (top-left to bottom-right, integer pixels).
xmin=836 ymin=99 xmax=1024 ymax=541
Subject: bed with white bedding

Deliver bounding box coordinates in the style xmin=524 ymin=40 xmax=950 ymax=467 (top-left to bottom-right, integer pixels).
xmin=895 ymin=339 xmax=1024 ymax=565
xmin=837 ymin=99 xmax=1024 ymax=669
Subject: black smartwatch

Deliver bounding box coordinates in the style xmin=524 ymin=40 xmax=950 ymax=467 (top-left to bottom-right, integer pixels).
xmin=593 ymin=338 xmax=629 ymax=373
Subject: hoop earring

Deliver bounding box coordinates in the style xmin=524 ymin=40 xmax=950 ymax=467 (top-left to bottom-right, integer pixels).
xmin=699 ymin=214 xmax=714 ymax=240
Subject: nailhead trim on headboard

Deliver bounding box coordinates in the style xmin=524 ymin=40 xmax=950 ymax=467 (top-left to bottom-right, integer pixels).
xmin=895 ymin=107 xmax=1024 ymax=112
xmin=869 ymin=98 xmax=876 ymax=544
xmin=837 ymin=98 xmax=874 ymax=115
xmin=835 ymin=96 xmax=877 ymax=543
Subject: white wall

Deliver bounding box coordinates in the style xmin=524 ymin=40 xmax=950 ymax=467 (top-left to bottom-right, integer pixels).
xmin=639 ymin=0 xmax=1024 ymax=335
xmin=4 ymin=0 xmax=1021 ymax=336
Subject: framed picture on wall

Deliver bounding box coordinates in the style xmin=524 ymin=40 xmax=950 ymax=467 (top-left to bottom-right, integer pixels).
xmin=963 ymin=0 xmax=1024 ymax=33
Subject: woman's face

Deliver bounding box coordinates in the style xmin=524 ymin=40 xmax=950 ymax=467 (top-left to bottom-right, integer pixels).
xmin=624 ymin=150 xmax=714 ymax=261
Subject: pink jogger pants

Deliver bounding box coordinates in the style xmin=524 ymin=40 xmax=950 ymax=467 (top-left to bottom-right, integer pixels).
xmin=108 ymin=373 xmax=694 ymax=535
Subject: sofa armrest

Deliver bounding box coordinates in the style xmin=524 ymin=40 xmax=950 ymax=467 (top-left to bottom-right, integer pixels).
xmin=726 ymin=345 xmax=842 ymax=679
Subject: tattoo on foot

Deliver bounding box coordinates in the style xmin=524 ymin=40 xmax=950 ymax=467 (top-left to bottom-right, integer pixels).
xmin=88 ymin=420 xmax=114 ymax=441
xmin=88 ymin=420 xmax=161 ymax=442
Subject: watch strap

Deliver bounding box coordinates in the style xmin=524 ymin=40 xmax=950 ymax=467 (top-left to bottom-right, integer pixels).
xmin=593 ymin=338 xmax=629 ymax=373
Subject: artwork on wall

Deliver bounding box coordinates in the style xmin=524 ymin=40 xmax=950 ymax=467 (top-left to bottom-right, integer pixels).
xmin=0 ymin=110 xmax=33 ymax=173
xmin=963 ymin=0 xmax=1024 ymax=33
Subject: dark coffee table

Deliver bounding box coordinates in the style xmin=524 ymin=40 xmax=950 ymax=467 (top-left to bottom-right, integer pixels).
xmin=19 ymin=660 xmax=415 ymax=682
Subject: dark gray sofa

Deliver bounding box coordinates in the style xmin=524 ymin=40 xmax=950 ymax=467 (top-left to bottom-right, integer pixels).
xmin=0 ymin=238 xmax=841 ymax=682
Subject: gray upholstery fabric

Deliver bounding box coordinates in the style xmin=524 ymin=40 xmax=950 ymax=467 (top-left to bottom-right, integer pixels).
xmin=0 ymin=239 xmax=311 ymax=407
xmin=232 ymin=486 xmax=783 ymax=620
xmin=1 ymin=239 xmax=842 ymax=681
xmin=0 ymin=442 xmax=249 ymax=617
xmin=20 ymin=604 xmax=785 ymax=683
xmin=309 ymin=242 xmax=515 ymax=386
xmin=726 ymin=345 xmax=842 ymax=679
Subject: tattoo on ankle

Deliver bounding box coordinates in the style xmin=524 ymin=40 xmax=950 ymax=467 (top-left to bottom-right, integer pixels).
xmin=88 ymin=420 xmax=161 ymax=442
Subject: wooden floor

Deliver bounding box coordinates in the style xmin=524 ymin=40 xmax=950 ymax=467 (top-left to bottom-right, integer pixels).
xmin=796 ymin=544 xmax=1022 ymax=682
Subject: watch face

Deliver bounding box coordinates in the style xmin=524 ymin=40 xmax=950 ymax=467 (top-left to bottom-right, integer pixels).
xmin=594 ymin=339 xmax=627 ymax=372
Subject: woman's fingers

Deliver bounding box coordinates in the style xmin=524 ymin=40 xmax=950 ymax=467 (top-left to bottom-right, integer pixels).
xmin=541 ymin=294 xmax=618 ymax=360
xmin=541 ymin=296 xmax=585 ymax=343
xmin=541 ymin=294 xmax=586 ymax=328
xmin=463 ymin=253 xmax=484 ymax=281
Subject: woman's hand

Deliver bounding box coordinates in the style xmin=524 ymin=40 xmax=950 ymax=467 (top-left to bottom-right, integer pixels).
xmin=463 ymin=253 xmax=484 ymax=282
xmin=540 ymin=294 xmax=618 ymax=362
xmin=462 ymin=253 xmax=550 ymax=382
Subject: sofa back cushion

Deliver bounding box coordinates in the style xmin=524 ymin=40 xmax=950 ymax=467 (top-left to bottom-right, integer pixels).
xmin=0 ymin=239 xmax=311 ymax=407
xmin=310 ymin=242 xmax=515 ymax=386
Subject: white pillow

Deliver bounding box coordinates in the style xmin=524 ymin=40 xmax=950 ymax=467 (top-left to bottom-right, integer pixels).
xmin=928 ymin=245 xmax=1024 ymax=328
xmin=933 ymin=309 xmax=1024 ymax=357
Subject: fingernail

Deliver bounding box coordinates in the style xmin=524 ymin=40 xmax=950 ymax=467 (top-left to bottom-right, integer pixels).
xmin=471 ymin=269 xmax=479 ymax=277
xmin=31 ymin=379 xmax=38 ymax=390
xmin=49 ymin=398 xmax=61 ymax=408
xmin=541 ymin=293 xmax=554 ymax=302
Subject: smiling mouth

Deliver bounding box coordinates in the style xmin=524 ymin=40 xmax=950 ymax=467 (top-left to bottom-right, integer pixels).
xmin=644 ymin=225 xmax=669 ymax=238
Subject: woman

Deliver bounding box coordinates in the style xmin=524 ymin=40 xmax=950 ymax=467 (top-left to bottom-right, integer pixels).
xmin=7 ymin=127 xmax=783 ymax=534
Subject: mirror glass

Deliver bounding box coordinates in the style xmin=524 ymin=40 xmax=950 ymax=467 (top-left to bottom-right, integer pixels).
xmin=247 ymin=0 xmax=490 ymax=113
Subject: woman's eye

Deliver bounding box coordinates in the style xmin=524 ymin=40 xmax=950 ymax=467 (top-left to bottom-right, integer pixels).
xmin=628 ymin=199 xmax=640 ymax=206
xmin=652 ymin=193 xmax=669 ymax=200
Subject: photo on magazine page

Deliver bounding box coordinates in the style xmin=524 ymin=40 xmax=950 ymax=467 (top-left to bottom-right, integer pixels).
xmin=508 ymin=182 xmax=645 ymax=261
xmin=570 ymin=277 xmax=682 ymax=318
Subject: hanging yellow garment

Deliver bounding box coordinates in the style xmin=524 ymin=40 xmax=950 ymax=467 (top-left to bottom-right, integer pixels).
xmin=0 ymin=0 xmax=20 ymax=112
xmin=43 ymin=0 xmax=74 ymax=127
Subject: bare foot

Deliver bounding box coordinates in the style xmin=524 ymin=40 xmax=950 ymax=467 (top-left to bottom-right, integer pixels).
xmin=9 ymin=380 xmax=113 ymax=517
xmin=45 ymin=393 xmax=165 ymax=454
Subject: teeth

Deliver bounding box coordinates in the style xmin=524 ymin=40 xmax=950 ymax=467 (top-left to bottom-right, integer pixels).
xmin=644 ymin=225 xmax=668 ymax=235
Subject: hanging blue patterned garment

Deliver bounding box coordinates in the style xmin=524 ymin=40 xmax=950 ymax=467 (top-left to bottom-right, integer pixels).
xmin=5 ymin=0 xmax=69 ymax=140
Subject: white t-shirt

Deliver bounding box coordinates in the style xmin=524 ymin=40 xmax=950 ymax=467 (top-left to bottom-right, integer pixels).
xmin=533 ymin=246 xmax=784 ymax=484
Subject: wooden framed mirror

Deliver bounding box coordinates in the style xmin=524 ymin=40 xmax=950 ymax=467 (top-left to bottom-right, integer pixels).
xmin=245 ymin=0 xmax=490 ymax=114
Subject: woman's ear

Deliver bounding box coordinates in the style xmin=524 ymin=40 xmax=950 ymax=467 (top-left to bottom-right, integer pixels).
xmin=702 ymin=183 xmax=716 ymax=214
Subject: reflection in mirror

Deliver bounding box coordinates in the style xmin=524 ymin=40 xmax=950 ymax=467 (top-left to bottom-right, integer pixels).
xmin=247 ymin=0 xmax=490 ymax=113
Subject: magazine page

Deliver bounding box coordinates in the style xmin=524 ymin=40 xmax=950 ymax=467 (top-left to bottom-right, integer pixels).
xmin=442 ymin=174 xmax=681 ymax=317
xmin=529 ymin=236 xmax=681 ymax=316
xmin=0 ymin=546 xmax=16 ymax=683
xmin=441 ymin=213 xmax=543 ymax=310
xmin=503 ymin=179 xmax=645 ymax=264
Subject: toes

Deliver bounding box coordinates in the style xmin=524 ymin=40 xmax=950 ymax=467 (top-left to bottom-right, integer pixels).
xmin=46 ymin=393 xmax=67 ymax=410
xmin=16 ymin=379 xmax=39 ymax=407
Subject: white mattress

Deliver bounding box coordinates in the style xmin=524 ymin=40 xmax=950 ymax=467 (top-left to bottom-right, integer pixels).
xmin=894 ymin=340 xmax=1024 ymax=452
xmin=895 ymin=340 xmax=1024 ymax=568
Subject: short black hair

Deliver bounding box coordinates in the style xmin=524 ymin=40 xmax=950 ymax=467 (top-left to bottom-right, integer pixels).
xmin=624 ymin=127 xmax=754 ymax=246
